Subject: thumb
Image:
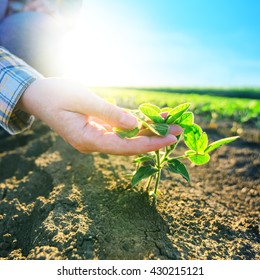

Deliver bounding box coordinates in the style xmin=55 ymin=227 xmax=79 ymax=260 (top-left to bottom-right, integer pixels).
xmin=73 ymin=89 xmax=138 ymax=130
xmin=96 ymin=99 xmax=138 ymax=130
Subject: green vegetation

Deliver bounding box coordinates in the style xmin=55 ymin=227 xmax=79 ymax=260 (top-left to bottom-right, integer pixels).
xmin=94 ymin=87 xmax=260 ymax=128
xmin=114 ymin=103 xmax=239 ymax=203
xmin=127 ymin=87 xmax=260 ymax=99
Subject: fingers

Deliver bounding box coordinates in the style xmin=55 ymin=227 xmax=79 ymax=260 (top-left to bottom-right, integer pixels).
xmin=139 ymin=125 xmax=183 ymax=136
xmin=168 ymin=125 xmax=183 ymax=135
xmin=71 ymin=88 xmax=138 ymax=130
xmin=89 ymin=117 xmax=114 ymax=131
xmin=51 ymin=110 xmax=179 ymax=156
xmin=96 ymin=134 xmax=178 ymax=155
xmin=97 ymin=101 xmax=138 ymax=130
xmin=75 ymin=122 xmax=178 ymax=155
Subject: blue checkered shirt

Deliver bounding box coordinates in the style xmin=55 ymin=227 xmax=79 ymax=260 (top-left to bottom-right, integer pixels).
xmin=0 ymin=47 xmax=42 ymax=134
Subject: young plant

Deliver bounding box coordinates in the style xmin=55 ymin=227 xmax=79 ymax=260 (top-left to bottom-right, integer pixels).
xmin=114 ymin=103 xmax=239 ymax=202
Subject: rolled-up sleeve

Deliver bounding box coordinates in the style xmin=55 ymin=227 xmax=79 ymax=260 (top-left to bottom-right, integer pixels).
xmin=0 ymin=47 xmax=43 ymax=134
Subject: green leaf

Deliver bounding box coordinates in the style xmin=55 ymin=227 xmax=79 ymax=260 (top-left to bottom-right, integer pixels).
xmin=129 ymin=109 xmax=147 ymax=121
xmin=113 ymin=127 xmax=139 ymax=138
xmin=205 ymin=136 xmax=239 ymax=153
xmin=133 ymin=155 xmax=155 ymax=163
xmin=197 ymin=132 xmax=208 ymax=153
xmin=166 ymin=103 xmax=191 ymax=124
xmin=168 ymin=159 xmax=190 ymax=182
xmin=139 ymin=103 xmax=165 ymax=123
xmin=131 ymin=165 xmax=158 ymax=187
xmin=174 ymin=112 xmax=194 ymax=127
xmin=143 ymin=122 xmax=169 ymax=136
xmin=161 ymin=107 xmax=172 ymax=112
xmin=139 ymin=103 xmax=161 ymax=113
xmin=185 ymin=150 xmax=197 ymax=156
xmin=184 ymin=124 xmax=203 ymax=151
xmin=188 ymin=153 xmax=210 ymax=165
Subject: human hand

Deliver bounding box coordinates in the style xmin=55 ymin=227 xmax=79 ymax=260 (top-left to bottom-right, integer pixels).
xmin=18 ymin=78 xmax=182 ymax=155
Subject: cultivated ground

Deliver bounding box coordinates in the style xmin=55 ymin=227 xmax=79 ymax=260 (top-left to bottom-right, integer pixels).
xmin=0 ymin=119 xmax=259 ymax=260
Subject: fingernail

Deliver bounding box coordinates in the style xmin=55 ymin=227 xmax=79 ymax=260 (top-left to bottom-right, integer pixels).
xmin=120 ymin=112 xmax=138 ymax=129
xmin=166 ymin=135 xmax=177 ymax=144
xmin=169 ymin=125 xmax=183 ymax=135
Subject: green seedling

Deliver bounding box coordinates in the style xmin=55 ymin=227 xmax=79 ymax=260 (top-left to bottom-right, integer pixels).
xmin=114 ymin=103 xmax=239 ymax=202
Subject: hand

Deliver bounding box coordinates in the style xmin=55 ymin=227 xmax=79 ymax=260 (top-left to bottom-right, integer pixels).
xmin=18 ymin=78 xmax=182 ymax=155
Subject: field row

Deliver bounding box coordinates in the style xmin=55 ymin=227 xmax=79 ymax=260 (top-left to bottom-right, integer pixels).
xmin=94 ymin=88 xmax=260 ymax=128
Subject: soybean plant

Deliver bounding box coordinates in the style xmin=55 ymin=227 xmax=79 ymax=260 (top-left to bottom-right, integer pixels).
xmin=114 ymin=103 xmax=238 ymax=202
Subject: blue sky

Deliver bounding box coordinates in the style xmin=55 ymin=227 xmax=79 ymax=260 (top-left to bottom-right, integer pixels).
xmin=74 ymin=0 xmax=260 ymax=86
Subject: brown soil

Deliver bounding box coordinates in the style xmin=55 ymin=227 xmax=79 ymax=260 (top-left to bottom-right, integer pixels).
xmin=0 ymin=121 xmax=259 ymax=260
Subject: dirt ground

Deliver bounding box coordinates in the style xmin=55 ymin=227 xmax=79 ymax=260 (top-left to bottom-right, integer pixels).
xmin=0 ymin=121 xmax=259 ymax=260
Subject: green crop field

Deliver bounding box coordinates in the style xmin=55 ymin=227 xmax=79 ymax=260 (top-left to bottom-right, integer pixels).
xmin=94 ymin=87 xmax=260 ymax=128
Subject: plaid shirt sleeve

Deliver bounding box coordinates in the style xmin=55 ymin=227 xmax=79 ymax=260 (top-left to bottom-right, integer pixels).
xmin=0 ymin=47 xmax=43 ymax=135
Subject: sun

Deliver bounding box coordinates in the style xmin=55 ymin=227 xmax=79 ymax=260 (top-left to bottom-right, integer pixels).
xmin=58 ymin=13 xmax=136 ymax=87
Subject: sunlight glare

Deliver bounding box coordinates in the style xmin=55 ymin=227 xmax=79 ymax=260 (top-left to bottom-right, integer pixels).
xmin=59 ymin=9 xmax=138 ymax=86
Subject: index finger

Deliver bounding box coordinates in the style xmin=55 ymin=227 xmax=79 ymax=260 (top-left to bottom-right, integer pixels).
xmin=81 ymin=129 xmax=177 ymax=155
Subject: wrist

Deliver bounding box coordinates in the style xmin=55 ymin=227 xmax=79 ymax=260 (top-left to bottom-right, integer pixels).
xmin=17 ymin=77 xmax=46 ymax=117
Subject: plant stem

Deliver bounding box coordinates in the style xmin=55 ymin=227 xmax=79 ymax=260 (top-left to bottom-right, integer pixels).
xmin=154 ymin=169 xmax=161 ymax=196
xmin=146 ymin=175 xmax=153 ymax=192
xmin=161 ymin=135 xmax=182 ymax=164
xmin=155 ymin=150 xmax=161 ymax=169
xmin=135 ymin=162 xmax=140 ymax=172
xmin=154 ymin=150 xmax=161 ymax=195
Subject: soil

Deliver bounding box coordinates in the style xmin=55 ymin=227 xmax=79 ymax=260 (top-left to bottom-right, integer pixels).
xmin=0 ymin=121 xmax=259 ymax=260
